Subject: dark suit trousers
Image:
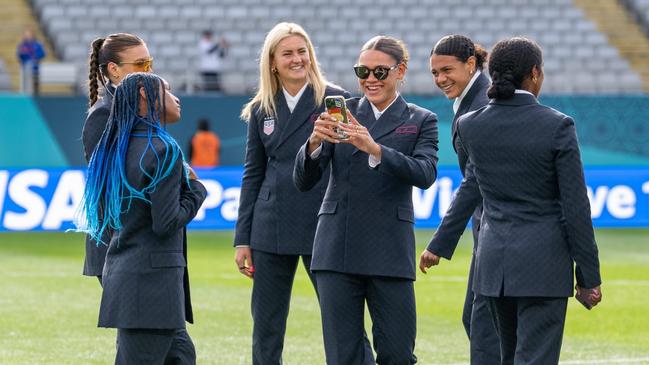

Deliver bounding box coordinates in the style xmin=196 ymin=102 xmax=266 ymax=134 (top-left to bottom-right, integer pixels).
xmin=316 ymin=271 xmax=417 ymax=365
xmin=115 ymin=328 xmax=195 ymax=365
xmin=464 ymin=253 xmax=501 ymax=365
xmin=487 ymin=296 xmax=568 ymax=365
xmin=251 ymin=250 xmax=317 ymax=365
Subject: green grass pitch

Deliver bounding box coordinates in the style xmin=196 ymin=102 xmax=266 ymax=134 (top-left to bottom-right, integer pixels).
xmin=1 ymin=229 xmax=648 ymax=364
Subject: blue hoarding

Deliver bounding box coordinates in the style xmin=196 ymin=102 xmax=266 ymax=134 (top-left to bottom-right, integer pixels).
xmin=0 ymin=166 xmax=648 ymax=231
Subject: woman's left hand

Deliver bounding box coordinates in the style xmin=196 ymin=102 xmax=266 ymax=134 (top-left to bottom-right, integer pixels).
xmin=337 ymin=110 xmax=382 ymax=158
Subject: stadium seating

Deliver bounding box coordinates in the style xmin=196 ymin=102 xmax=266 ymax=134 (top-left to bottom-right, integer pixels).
xmin=31 ymin=0 xmax=645 ymax=95
xmin=626 ymin=0 xmax=649 ymax=29
xmin=0 ymin=59 xmax=12 ymax=91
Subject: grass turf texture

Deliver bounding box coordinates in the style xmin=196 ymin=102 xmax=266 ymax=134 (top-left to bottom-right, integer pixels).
xmin=0 ymin=229 xmax=648 ymax=364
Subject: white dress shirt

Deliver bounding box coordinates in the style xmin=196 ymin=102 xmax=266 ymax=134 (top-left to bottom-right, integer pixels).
xmin=452 ymin=70 xmax=481 ymax=115
xmin=283 ymin=83 xmax=308 ymax=113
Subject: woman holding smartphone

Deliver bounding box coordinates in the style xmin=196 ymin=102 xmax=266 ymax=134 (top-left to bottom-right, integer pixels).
xmin=294 ymin=35 xmax=439 ymax=365
xmin=233 ymin=22 xmax=352 ymax=365
xmin=79 ymin=72 xmax=206 ymax=364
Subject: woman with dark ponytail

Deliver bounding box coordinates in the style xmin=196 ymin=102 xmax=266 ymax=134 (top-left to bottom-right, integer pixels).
xmin=81 ymin=33 xmax=152 ymax=284
xmin=453 ymin=37 xmax=602 ymax=364
xmin=420 ymin=34 xmax=500 ymax=365
xmin=78 ymin=72 xmax=206 ymax=364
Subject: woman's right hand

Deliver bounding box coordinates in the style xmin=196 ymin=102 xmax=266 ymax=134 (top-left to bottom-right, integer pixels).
xmin=307 ymin=112 xmax=342 ymax=154
xmin=235 ymin=247 xmax=254 ymax=279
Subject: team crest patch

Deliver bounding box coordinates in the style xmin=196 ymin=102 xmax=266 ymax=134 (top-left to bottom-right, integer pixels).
xmin=263 ymin=117 xmax=275 ymax=135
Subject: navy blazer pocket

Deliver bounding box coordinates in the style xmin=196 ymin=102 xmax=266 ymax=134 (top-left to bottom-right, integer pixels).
xmin=150 ymin=252 xmax=186 ymax=268
xmin=257 ymin=187 xmax=270 ymax=201
xmin=397 ymin=206 xmax=415 ymax=223
xmin=318 ymin=201 xmax=337 ymax=216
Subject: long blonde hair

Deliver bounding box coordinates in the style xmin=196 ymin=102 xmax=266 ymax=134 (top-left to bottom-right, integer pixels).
xmin=241 ymin=22 xmax=328 ymax=121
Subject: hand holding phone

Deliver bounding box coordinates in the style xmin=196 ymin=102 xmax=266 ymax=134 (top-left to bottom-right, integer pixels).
xmin=325 ymin=96 xmax=350 ymax=140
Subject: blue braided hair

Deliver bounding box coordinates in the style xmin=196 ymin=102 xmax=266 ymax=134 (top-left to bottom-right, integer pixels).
xmin=76 ymin=72 xmax=186 ymax=244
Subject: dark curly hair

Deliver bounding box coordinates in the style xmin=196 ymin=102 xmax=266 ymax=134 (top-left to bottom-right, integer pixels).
xmin=487 ymin=37 xmax=543 ymax=99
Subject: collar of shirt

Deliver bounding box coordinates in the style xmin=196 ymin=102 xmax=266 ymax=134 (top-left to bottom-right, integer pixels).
xmin=369 ymin=93 xmax=400 ymax=120
xmin=283 ymin=83 xmax=308 ymax=113
xmin=452 ymin=70 xmax=481 ymax=115
xmin=514 ymin=89 xmax=535 ymax=96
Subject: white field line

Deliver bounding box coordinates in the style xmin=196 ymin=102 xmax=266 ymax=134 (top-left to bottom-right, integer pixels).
xmin=446 ymin=358 xmax=649 ymax=365
xmin=560 ymin=357 xmax=649 ymax=364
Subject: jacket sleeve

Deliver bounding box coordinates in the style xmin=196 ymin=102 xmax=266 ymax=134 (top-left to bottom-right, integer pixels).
xmin=427 ymin=158 xmax=482 ymax=259
xmin=375 ymin=112 xmax=439 ymax=189
xmin=233 ymin=113 xmax=267 ymax=245
xmin=554 ymin=116 xmax=601 ymax=289
xmin=293 ymin=140 xmax=333 ymax=192
xmin=150 ymin=161 xmax=207 ymax=237
xmin=82 ymin=106 xmax=111 ymax=163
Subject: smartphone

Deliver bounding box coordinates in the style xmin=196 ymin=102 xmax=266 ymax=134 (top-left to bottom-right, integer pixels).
xmin=325 ymin=95 xmax=350 ymax=140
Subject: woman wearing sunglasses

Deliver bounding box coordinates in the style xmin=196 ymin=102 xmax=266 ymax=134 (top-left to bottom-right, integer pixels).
xmin=81 ymin=33 xmax=154 ymax=286
xmin=419 ymin=35 xmax=500 ymax=364
xmin=79 ymin=72 xmax=206 ymax=364
xmin=234 ymin=22 xmax=352 ymax=365
xmin=294 ymin=35 xmax=439 ymax=365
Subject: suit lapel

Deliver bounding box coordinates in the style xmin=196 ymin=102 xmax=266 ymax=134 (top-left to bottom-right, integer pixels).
xmin=275 ymin=85 xmax=316 ymax=151
xmin=266 ymin=91 xmax=291 ymax=151
xmin=353 ymin=95 xmax=408 ymax=155
xmin=452 ymin=72 xmax=489 ymax=135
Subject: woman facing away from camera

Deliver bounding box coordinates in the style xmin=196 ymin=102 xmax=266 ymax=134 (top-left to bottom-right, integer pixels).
xmin=81 ymin=33 xmax=154 ymax=284
xmin=419 ymin=34 xmax=500 ymax=364
xmin=294 ymin=35 xmax=438 ymax=365
xmin=233 ymin=22 xmax=356 ymax=365
xmin=452 ymin=37 xmax=602 ymax=364
xmin=78 ymin=72 xmax=206 ymax=364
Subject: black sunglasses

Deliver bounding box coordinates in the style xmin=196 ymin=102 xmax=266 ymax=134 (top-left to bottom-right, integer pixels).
xmin=353 ymin=64 xmax=399 ymax=80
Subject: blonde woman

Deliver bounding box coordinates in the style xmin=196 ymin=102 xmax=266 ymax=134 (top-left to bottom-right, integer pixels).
xmin=233 ymin=22 xmax=350 ymax=364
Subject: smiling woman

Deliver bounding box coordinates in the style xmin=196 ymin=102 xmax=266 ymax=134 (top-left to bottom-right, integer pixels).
xmin=234 ymin=22 xmax=350 ymax=365
xmin=295 ymin=35 xmax=439 ymax=365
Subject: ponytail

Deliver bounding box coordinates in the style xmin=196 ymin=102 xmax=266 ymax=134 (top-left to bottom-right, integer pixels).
xmin=487 ymin=37 xmax=543 ymax=100
xmin=88 ymin=37 xmax=105 ymax=107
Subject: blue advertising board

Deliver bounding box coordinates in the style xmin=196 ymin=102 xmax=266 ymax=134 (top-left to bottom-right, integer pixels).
xmin=0 ymin=166 xmax=648 ymax=231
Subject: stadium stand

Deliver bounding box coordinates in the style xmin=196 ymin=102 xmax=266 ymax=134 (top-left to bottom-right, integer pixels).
xmin=0 ymin=59 xmax=12 ymax=91
xmin=30 ymin=0 xmax=645 ymax=95
xmin=625 ymin=0 xmax=649 ymax=29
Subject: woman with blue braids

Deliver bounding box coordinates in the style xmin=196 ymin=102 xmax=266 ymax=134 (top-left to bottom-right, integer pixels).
xmin=79 ymin=72 xmax=207 ymax=365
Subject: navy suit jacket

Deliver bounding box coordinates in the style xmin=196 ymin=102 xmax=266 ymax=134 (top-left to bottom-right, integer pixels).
xmin=98 ymin=125 xmax=207 ymax=329
xmin=294 ymin=96 xmax=439 ymax=280
xmin=234 ymin=84 xmax=350 ymax=255
xmin=427 ymin=72 xmax=490 ymax=258
xmin=456 ymin=92 xmax=601 ymax=297
xmin=81 ymin=85 xmax=114 ymax=276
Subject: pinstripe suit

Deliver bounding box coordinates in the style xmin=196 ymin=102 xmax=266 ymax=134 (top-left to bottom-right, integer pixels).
xmin=98 ymin=124 xmax=207 ymax=364
xmin=426 ymin=72 xmax=500 ymax=364
xmin=81 ymin=85 xmax=114 ymax=280
xmin=455 ymin=92 xmax=601 ymax=364
xmin=294 ymin=95 xmax=438 ymax=365
xmin=234 ymin=84 xmax=352 ymax=365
